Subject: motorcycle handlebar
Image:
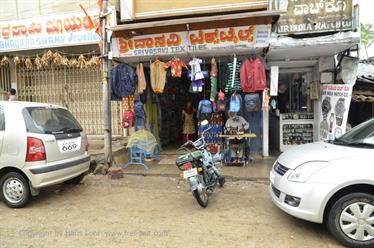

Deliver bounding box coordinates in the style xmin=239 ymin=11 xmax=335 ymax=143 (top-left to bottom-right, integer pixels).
xmin=201 ymin=126 xmax=212 ymax=135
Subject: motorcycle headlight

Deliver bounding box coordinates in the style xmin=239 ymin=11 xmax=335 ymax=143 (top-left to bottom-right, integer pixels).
xmin=288 ymin=162 xmax=330 ymax=183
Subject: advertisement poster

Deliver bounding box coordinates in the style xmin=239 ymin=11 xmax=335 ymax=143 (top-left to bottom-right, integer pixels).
xmin=319 ymin=84 xmax=353 ymax=141
xmin=270 ymin=66 xmax=279 ymax=96
xmin=112 ymin=25 xmax=271 ymax=57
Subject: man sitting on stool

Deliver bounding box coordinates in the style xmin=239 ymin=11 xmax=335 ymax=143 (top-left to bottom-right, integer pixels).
xmin=225 ymin=111 xmax=249 ymax=163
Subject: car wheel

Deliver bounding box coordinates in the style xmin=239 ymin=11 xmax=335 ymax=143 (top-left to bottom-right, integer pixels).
xmin=64 ymin=173 xmax=85 ymax=185
xmin=0 ymin=172 xmax=30 ymax=208
xmin=327 ymin=193 xmax=374 ymax=248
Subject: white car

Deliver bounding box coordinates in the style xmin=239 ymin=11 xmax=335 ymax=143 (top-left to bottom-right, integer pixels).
xmin=270 ymin=118 xmax=374 ymax=248
xmin=0 ymin=101 xmax=90 ymax=208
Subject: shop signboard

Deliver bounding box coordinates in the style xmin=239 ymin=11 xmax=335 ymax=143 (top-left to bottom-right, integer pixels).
xmin=276 ymin=0 xmax=353 ymax=34
xmin=0 ymin=7 xmax=116 ymax=52
xmin=319 ymin=84 xmax=352 ymax=141
xmin=120 ymin=0 xmax=268 ymax=22
xmin=113 ymin=25 xmax=271 ymax=57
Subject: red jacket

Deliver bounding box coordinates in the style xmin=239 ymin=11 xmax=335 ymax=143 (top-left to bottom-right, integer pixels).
xmin=240 ymin=57 xmax=266 ymax=92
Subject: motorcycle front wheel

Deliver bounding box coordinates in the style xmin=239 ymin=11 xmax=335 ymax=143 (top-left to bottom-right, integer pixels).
xmin=192 ymin=175 xmax=208 ymax=208
xmin=192 ymin=188 xmax=208 ymax=208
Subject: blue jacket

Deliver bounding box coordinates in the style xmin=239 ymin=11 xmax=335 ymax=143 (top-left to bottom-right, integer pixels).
xmin=110 ymin=63 xmax=137 ymax=100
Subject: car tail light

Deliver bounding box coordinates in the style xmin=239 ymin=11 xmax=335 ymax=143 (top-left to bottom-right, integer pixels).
xmin=183 ymin=162 xmax=193 ymax=171
xmin=83 ymin=135 xmax=89 ymax=152
xmin=26 ymin=137 xmax=46 ymax=162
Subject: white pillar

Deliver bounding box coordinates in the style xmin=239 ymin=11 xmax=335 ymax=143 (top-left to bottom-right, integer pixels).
xmin=262 ymin=109 xmax=269 ymax=157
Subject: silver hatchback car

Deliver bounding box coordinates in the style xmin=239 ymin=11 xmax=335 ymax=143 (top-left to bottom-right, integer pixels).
xmin=0 ymin=101 xmax=90 ymax=208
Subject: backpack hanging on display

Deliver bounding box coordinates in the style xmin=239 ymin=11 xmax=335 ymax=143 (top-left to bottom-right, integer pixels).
xmin=197 ymin=99 xmax=213 ymax=121
xmin=244 ymin=93 xmax=261 ymax=112
xmin=229 ymin=93 xmax=241 ymax=113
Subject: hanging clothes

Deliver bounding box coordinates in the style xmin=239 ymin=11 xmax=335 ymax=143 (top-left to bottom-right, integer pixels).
xmin=210 ymin=58 xmax=218 ymax=101
xmin=134 ymin=100 xmax=146 ymax=131
xmin=262 ymin=88 xmax=270 ymax=111
xmin=136 ymin=63 xmax=147 ymax=94
xmin=165 ymin=58 xmax=188 ymax=77
xmin=191 ymin=79 xmax=203 ymax=92
xmin=224 ymin=59 xmax=242 ymax=94
xmin=216 ymin=90 xmax=226 ymax=112
xmin=150 ymin=60 xmax=167 ymax=93
xmin=189 ymin=58 xmax=204 ymax=81
xmin=240 ymin=56 xmax=266 ymax=92
xmin=122 ymin=95 xmax=134 ymax=112
xmin=110 ymin=63 xmax=137 ymax=100
xmin=122 ymin=111 xmax=135 ymax=128
xmin=218 ymin=62 xmax=229 ymax=90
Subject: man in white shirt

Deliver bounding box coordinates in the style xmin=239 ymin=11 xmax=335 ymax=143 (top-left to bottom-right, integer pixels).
xmin=225 ymin=111 xmax=249 ymax=131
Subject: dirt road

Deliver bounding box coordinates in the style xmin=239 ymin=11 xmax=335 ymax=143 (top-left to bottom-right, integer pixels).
xmin=0 ymin=175 xmax=342 ymax=248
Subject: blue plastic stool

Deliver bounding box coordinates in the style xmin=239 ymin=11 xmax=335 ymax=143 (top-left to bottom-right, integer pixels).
xmin=124 ymin=146 xmax=149 ymax=171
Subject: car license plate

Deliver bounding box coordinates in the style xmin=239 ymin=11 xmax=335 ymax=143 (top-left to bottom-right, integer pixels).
xmin=270 ymin=171 xmax=275 ymax=185
xmin=183 ymin=168 xmax=198 ymax=179
xmin=57 ymin=137 xmax=81 ymax=153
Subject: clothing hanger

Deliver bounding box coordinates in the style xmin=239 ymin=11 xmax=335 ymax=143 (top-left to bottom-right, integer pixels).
xmin=249 ymin=54 xmax=256 ymax=60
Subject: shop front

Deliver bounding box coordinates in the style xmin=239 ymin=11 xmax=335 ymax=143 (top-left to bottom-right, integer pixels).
xmin=0 ymin=7 xmax=123 ymax=136
xmin=111 ymin=10 xmax=281 ymax=159
xmin=267 ymin=0 xmax=359 ymax=152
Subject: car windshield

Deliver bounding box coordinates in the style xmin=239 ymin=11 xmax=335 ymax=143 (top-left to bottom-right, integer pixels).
xmin=23 ymin=107 xmax=83 ymax=134
xmin=333 ymin=118 xmax=374 ymax=148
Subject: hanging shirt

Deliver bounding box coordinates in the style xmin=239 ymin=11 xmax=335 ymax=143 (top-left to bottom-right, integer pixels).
xmin=240 ymin=57 xmax=266 ymax=92
xmin=225 ymin=61 xmax=242 ymax=94
xmin=136 ymin=63 xmax=146 ymax=94
xmin=110 ymin=63 xmax=137 ymax=100
xmin=150 ymin=60 xmax=167 ymax=94
xmin=165 ymin=58 xmax=188 ymax=77
xmin=189 ymin=58 xmax=204 ymax=81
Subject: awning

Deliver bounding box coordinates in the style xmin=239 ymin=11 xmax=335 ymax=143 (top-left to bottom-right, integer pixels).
xmin=111 ymin=10 xmax=283 ymax=38
xmin=267 ymin=31 xmax=360 ymax=61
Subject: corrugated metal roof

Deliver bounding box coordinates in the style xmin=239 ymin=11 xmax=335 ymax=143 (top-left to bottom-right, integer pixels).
xmin=357 ymin=60 xmax=374 ymax=83
xmin=352 ymin=94 xmax=374 ymax=102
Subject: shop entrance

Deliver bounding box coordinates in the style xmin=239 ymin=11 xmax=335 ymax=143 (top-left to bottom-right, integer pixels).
xmin=124 ymin=54 xmax=267 ymax=161
xmin=158 ymin=73 xmax=204 ymax=150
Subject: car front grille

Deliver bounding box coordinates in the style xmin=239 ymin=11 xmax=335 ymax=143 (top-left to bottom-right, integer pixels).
xmin=271 ymin=184 xmax=281 ymax=198
xmin=273 ymin=162 xmax=289 ymax=176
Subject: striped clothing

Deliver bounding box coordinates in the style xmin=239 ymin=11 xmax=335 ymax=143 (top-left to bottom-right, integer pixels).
xmin=225 ymin=61 xmax=242 ymax=94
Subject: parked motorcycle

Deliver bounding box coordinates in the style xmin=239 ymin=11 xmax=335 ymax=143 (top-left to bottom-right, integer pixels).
xmin=176 ymin=120 xmax=225 ymax=208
